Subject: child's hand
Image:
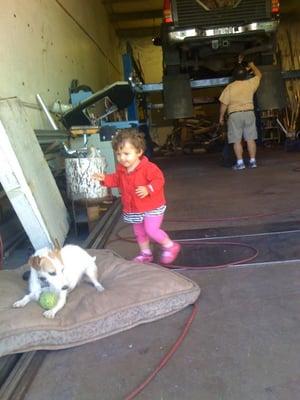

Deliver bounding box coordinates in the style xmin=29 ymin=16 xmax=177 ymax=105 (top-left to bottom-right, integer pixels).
xmin=91 ymin=172 xmax=105 ymax=181
xmin=135 ymin=186 xmax=149 ymax=198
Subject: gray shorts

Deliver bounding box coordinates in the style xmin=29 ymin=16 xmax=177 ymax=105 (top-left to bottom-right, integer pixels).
xmin=227 ymin=111 xmax=257 ymax=144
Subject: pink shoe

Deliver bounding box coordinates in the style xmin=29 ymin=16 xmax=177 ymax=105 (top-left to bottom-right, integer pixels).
xmin=133 ymin=252 xmax=153 ymax=263
xmin=160 ymin=242 xmax=181 ymax=265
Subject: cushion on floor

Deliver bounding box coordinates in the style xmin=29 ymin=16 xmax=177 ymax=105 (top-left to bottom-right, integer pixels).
xmin=0 ymin=249 xmax=200 ymax=357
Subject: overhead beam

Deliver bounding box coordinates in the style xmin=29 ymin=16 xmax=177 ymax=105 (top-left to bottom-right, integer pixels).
xmin=138 ymin=69 xmax=300 ymax=93
xmin=103 ymin=0 xmax=143 ymax=3
xmin=110 ymin=9 xmax=162 ymax=22
xmin=116 ymin=26 xmax=160 ymax=38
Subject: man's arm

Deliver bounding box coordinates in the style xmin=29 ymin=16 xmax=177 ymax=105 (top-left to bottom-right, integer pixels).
xmin=248 ymin=62 xmax=262 ymax=79
xmin=219 ymin=102 xmax=227 ymax=125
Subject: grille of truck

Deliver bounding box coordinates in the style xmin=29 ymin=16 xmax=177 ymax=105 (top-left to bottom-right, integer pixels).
xmin=174 ymin=0 xmax=271 ymax=28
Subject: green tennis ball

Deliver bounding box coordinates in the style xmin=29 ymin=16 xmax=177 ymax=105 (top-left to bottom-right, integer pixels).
xmin=39 ymin=291 xmax=58 ymax=310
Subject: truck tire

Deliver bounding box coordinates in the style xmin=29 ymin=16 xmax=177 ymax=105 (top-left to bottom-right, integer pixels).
xmin=163 ymin=73 xmax=194 ymax=119
xmin=256 ymin=65 xmax=287 ymax=110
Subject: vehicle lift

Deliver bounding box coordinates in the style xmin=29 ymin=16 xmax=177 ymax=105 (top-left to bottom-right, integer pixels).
xmin=59 ymin=68 xmax=300 ymax=149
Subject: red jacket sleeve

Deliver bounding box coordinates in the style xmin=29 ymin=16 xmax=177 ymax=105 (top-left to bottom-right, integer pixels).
xmin=145 ymin=163 xmax=165 ymax=194
xmin=103 ymin=173 xmax=120 ymax=188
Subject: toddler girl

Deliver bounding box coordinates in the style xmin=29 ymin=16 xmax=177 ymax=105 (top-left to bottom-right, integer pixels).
xmin=92 ymin=129 xmax=180 ymax=264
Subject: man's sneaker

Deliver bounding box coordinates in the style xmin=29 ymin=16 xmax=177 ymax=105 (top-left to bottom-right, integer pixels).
xmin=249 ymin=160 xmax=257 ymax=168
xmin=133 ymin=252 xmax=153 ymax=263
xmin=232 ymin=162 xmax=245 ymax=170
xmin=160 ymin=242 xmax=181 ymax=265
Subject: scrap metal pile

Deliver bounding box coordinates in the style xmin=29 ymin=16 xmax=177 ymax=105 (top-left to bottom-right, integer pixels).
xmin=161 ymin=106 xmax=225 ymax=155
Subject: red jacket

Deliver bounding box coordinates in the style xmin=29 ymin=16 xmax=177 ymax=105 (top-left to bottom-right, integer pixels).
xmin=103 ymin=156 xmax=166 ymax=213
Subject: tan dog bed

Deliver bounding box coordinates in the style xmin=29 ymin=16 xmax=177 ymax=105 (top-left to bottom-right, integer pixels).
xmin=0 ymin=249 xmax=200 ymax=357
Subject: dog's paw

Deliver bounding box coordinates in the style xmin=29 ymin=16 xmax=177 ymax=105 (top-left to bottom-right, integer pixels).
xmin=95 ymin=284 xmax=104 ymax=292
xmin=43 ymin=309 xmax=57 ymax=319
xmin=13 ymin=300 xmax=26 ymax=308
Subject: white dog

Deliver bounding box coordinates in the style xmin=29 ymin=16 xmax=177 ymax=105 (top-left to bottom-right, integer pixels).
xmin=13 ymin=244 xmax=104 ymax=319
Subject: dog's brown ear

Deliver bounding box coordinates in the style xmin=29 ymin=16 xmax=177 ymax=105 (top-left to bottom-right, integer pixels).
xmin=49 ymin=248 xmax=60 ymax=260
xmin=50 ymin=247 xmax=63 ymax=264
xmin=54 ymin=238 xmax=61 ymax=251
xmin=28 ymin=255 xmax=41 ymax=270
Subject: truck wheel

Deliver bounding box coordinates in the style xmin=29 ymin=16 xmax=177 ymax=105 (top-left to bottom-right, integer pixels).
xmin=259 ymin=53 xmax=274 ymax=65
xmin=163 ymin=46 xmax=181 ymax=76
xmin=256 ymin=65 xmax=287 ymax=110
xmin=163 ymin=73 xmax=194 ymax=119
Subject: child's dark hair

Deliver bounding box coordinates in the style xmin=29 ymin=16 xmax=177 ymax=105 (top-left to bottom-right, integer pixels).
xmin=111 ymin=129 xmax=146 ymax=153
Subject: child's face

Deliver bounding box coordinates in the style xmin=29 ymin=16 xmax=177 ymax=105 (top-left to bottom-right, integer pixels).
xmin=116 ymin=141 xmax=143 ymax=170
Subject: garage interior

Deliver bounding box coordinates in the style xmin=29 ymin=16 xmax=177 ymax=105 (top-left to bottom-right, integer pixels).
xmin=1 ymin=1 xmax=300 ymax=399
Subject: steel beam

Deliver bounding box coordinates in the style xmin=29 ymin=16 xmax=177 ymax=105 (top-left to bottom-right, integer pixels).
xmin=139 ymin=69 xmax=300 ymax=93
xmin=116 ymin=26 xmax=160 ymax=38
xmin=282 ymin=69 xmax=300 ymax=80
xmin=110 ymin=10 xmax=161 ymax=22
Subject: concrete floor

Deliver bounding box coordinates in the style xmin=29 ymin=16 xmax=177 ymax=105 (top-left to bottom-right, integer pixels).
xmin=9 ymin=148 xmax=300 ymax=399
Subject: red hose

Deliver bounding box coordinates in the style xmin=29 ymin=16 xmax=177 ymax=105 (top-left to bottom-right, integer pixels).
xmin=165 ymin=207 xmax=300 ymax=223
xmin=124 ymin=302 xmax=199 ymax=400
xmin=111 ymin=221 xmax=259 ymax=399
xmin=163 ymin=240 xmax=259 ymax=271
xmin=110 ymin=230 xmax=259 ymax=270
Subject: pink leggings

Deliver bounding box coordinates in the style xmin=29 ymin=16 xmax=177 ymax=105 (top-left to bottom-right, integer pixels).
xmin=133 ymin=214 xmax=169 ymax=245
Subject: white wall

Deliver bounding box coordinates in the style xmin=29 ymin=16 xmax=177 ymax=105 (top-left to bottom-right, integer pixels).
xmin=0 ymin=0 xmax=123 ymax=128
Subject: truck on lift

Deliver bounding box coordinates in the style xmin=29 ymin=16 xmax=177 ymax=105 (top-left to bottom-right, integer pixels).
xmin=160 ymin=0 xmax=284 ymax=119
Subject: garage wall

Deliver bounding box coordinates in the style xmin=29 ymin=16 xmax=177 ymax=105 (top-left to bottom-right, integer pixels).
xmin=277 ymin=19 xmax=300 ymax=118
xmin=126 ymin=37 xmax=162 ymax=83
xmin=124 ymin=37 xmax=170 ymax=144
xmin=277 ymin=20 xmax=300 ymax=71
xmin=0 ymin=0 xmax=122 ymax=128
